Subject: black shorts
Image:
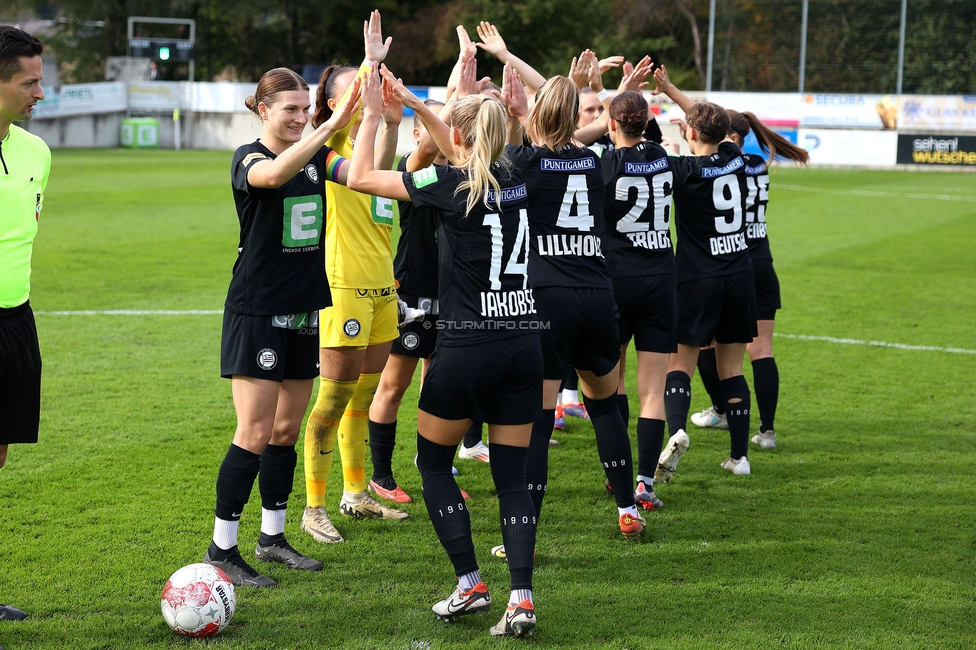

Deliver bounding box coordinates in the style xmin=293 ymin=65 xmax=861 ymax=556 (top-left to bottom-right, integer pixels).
xmin=752 ymin=257 xmax=781 ymax=321
xmin=613 ymin=275 xmax=678 ymax=354
xmin=0 ymin=302 xmax=42 ymax=445
xmin=677 ymin=271 xmax=758 ymax=347
xmin=535 ymin=287 xmax=620 ymax=380
xmin=221 ymin=310 xmax=320 ymax=381
xmin=418 ymin=335 xmax=543 ymax=425
xmin=390 ymin=293 xmax=438 ymax=359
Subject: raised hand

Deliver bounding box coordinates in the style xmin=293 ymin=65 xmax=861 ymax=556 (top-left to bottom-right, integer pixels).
xmin=364 ymin=10 xmax=393 ymax=63
xmin=569 ymin=50 xmax=597 ymax=89
xmin=501 ymin=61 xmax=528 ymax=122
xmin=652 ymin=64 xmax=673 ymax=96
xmin=359 ymin=63 xmax=383 ymax=116
xmin=475 ymin=21 xmax=508 ymax=57
xmin=456 ymin=54 xmax=478 ymax=98
xmin=379 ymin=76 xmax=403 ymax=125
xmin=326 ymin=74 xmax=362 ymax=133
xmin=379 ymin=64 xmax=423 ymax=111
xmin=457 ymin=25 xmax=477 ymax=59
xmin=618 ymin=55 xmax=653 ymax=93
xmin=598 ymin=56 xmax=624 ymax=73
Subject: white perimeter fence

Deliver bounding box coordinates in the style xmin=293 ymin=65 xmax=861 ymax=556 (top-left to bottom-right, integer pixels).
xmin=23 ymin=81 xmax=976 ymax=169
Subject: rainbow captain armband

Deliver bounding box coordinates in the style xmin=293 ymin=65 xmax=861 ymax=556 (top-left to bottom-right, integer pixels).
xmin=325 ymin=150 xmax=347 ymax=182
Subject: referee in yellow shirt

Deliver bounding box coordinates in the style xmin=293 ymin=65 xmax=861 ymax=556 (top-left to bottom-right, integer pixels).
xmin=300 ymin=11 xmax=408 ymax=544
xmin=0 ymin=25 xmax=50 ymax=622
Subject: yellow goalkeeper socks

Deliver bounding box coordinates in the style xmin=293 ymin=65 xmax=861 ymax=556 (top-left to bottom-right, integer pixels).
xmin=304 ymin=377 xmax=358 ymax=508
xmin=337 ymin=372 xmax=382 ymax=494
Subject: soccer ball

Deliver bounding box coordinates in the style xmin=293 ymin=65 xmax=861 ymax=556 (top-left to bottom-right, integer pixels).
xmin=161 ymin=563 xmax=236 ymax=638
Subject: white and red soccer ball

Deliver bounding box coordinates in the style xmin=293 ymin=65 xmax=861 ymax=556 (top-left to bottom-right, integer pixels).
xmin=161 ymin=563 xmax=236 ymax=638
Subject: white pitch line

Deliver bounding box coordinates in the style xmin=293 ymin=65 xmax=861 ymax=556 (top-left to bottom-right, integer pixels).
xmin=776 ymin=184 xmax=976 ymax=203
xmin=775 ymin=333 xmax=976 ymax=355
xmin=35 ymin=309 xmax=222 ymax=315
xmin=33 ymin=311 xmax=976 ymax=356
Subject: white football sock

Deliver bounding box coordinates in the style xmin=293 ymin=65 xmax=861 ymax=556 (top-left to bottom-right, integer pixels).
xmin=561 ymin=389 xmax=579 ymax=405
xmin=618 ymin=505 xmax=639 ymax=518
xmin=212 ymin=517 xmax=239 ymax=550
xmin=458 ymin=570 xmax=482 ymax=591
xmin=509 ymin=588 xmax=532 ymax=606
xmin=261 ymin=508 xmax=286 ymax=536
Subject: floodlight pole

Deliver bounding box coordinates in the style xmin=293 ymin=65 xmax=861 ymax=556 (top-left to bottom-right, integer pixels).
xmin=896 ymin=0 xmax=907 ymax=94
xmin=798 ymin=0 xmax=809 ymax=92
xmin=705 ymin=0 xmax=716 ymax=92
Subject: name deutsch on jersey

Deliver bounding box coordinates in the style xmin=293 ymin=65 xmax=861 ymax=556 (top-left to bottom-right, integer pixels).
xmin=537 ymin=234 xmax=603 ymax=257
xmin=480 ymin=289 xmax=537 ymax=317
xmin=709 ymin=233 xmax=748 ymax=255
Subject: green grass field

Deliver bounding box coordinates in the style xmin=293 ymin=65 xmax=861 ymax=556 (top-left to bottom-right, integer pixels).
xmin=1 ymin=149 xmax=974 ymax=649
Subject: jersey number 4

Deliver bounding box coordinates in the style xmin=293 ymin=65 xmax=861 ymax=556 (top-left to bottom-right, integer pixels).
xmin=484 ymin=210 xmax=530 ymax=290
xmin=614 ymin=172 xmax=674 ymax=233
xmin=555 ymin=174 xmax=594 ymax=231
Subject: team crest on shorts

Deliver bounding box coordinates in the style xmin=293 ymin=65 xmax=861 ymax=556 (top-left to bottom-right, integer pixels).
xmin=402 ymin=332 xmax=420 ymax=350
xmin=256 ymin=348 xmax=278 ymax=370
xmin=305 ymin=164 xmax=319 ymax=183
xmin=343 ymin=318 xmax=361 ymax=337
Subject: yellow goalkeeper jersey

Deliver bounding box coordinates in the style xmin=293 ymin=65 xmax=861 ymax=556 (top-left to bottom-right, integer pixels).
xmin=324 ymin=68 xmax=395 ymax=289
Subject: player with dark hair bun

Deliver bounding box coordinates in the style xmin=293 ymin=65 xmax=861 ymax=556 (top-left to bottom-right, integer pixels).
xmin=648 ymin=70 xmax=758 ymax=478
xmin=600 ymin=90 xmax=679 ymax=510
xmin=203 ymin=65 xmax=363 ymax=587
xmin=691 ymin=109 xmax=808 ymax=448
xmin=347 ymin=60 xmax=542 ymax=637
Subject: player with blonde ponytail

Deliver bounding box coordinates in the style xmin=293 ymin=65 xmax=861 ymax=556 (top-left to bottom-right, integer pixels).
xmin=346 ymin=61 xmax=542 ymax=638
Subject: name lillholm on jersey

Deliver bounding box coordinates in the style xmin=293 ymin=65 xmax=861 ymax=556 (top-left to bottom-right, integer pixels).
xmin=536 ymin=233 xmax=603 ymax=257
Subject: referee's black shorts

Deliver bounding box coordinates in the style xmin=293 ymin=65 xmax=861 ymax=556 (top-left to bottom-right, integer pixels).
xmin=221 ymin=309 xmax=320 ymax=381
xmin=613 ymin=274 xmax=678 ymax=354
xmin=677 ymin=271 xmax=758 ymax=347
xmin=534 ymin=286 xmax=621 ymax=380
xmin=752 ymin=257 xmax=781 ymax=321
xmin=418 ymin=334 xmax=542 ymax=425
xmin=0 ymin=302 xmax=42 ymax=445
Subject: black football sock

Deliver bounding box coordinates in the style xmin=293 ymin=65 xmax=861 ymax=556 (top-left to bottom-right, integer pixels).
xmin=636 ymin=417 xmax=666 ymax=480
xmin=583 ymin=393 xmax=636 ymax=509
xmin=258 ymin=443 xmax=297 ymax=536
xmin=215 ymin=444 xmax=261 ymax=522
xmin=664 ymin=371 xmax=692 ymax=436
xmin=752 ymin=357 xmax=779 ymax=432
xmin=721 ymin=376 xmax=751 ymax=459
xmin=462 ymin=418 xmax=484 ymax=449
xmin=416 ymin=434 xmax=477 ymax=577
xmin=368 ymin=419 xmax=397 ymax=484
xmin=489 ymin=443 xmax=536 ymax=590
xmin=617 ymin=393 xmax=631 ymax=431
xmin=213 ymin=444 xmax=261 ymax=556
xmin=696 ymin=347 xmax=725 ymax=413
xmin=562 ymin=366 xmax=579 ymax=391
xmin=525 ymin=409 xmax=555 ymax=520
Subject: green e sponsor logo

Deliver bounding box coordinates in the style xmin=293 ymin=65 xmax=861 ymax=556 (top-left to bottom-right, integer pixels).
xmin=372 ymin=195 xmax=394 ymax=226
xmin=412 ymin=167 xmax=438 ymax=188
xmin=282 ymin=195 xmax=322 ymax=247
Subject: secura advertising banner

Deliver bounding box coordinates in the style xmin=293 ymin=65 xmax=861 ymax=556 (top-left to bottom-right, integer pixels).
xmin=897 ymin=134 xmax=976 ymax=165
xmin=800 ymin=94 xmax=897 ymax=129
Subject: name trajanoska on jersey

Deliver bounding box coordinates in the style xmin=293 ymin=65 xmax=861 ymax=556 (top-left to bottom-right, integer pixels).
xmin=480 ymin=288 xmax=537 ymax=318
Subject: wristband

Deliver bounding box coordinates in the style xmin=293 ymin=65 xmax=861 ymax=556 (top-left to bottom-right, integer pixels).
xmin=362 ymin=58 xmax=375 ymax=68
xmin=596 ymin=89 xmax=612 ymax=102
